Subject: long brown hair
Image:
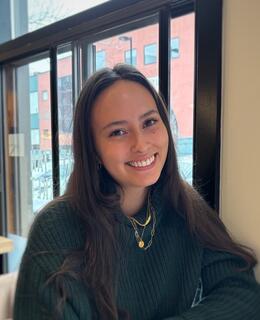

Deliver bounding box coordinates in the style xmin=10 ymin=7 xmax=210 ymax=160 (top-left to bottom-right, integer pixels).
xmin=50 ymin=64 xmax=256 ymax=319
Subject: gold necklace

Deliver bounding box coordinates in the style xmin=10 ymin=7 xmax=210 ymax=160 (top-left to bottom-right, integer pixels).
xmin=128 ymin=194 xmax=156 ymax=250
xmin=130 ymin=194 xmax=152 ymax=227
xmin=131 ymin=213 xmax=151 ymax=227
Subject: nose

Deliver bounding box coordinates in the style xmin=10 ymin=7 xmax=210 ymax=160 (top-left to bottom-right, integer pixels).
xmin=130 ymin=131 xmax=149 ymax=153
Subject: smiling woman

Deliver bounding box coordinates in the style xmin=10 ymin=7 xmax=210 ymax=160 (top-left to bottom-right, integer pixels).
xmin=14 ymin=64 xmax=260 ymax=320
xmin=91 ymin=80 xmax=168 ymax=215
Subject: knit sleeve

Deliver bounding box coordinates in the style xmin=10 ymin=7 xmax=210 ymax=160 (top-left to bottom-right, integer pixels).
xmin=13 ymin=202 xmax=93 ymax=320
xmin=14 ymin=258 xmax=93 ymax=320
xmin=163 ymin=249 xmax=260 ymax=320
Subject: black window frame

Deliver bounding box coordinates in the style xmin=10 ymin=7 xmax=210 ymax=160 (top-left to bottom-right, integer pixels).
xmin=0 ymin=0 xmax=223 ymax=273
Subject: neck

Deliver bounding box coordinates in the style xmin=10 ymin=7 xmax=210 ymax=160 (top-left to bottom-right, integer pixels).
xmin=120 ymin=187 xmax=149 ymax=217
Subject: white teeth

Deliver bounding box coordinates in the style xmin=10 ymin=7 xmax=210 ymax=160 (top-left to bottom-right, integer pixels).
xmin=128 ymin=155 xmax=155 ymax=167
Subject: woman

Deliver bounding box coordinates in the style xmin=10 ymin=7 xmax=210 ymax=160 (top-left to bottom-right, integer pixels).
xmin=14 ymin=64 xmax=260 ymax=319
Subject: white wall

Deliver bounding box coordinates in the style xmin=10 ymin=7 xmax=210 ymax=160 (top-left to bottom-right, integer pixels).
xmin=221 ymin=0 xmax=260 ymax=279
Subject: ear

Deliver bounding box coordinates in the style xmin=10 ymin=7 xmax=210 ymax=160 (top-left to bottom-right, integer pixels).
xmin=96 ymin=154 xmax=102 ymax=165
xmin=96 ymin=156 xmax=103 ymax=170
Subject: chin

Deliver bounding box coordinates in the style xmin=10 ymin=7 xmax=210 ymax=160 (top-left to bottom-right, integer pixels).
xmin=135 ymin=176 xmax=160 ymax=188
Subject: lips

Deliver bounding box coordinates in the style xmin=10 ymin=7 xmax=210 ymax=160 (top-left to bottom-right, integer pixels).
xmin=127 ymin=153 xmax=157 ymax=168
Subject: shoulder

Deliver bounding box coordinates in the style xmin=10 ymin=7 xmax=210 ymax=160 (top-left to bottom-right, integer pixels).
xmin=201 ymin=248 xmax=252 ymax=271
xmin=27 ymin=198 xmax=86 ymax=254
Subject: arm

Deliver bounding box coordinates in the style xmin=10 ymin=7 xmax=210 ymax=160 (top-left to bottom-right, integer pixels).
xmin=164 ymin=249 xmax=260 ymax=320
xmin=13 ymin=203 xmax=93 ymax=319
xmin=14 ymin=259 xmax=93 ymax=320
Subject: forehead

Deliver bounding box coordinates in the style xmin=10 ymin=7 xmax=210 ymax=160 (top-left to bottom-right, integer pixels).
xmin=92 ymin=80 xmax=157 ymax=118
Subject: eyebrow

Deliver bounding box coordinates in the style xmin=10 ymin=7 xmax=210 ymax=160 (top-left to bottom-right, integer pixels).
xmin=102 ymin=109 xmax=159 ymax=131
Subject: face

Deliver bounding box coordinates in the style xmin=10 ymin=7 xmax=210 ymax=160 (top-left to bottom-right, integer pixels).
xmin=91 ymin=80 xmax=169 ymax=193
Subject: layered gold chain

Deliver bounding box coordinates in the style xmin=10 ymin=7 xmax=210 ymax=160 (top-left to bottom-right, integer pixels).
xmin=128 ymin=193 xmax=156 ymax=250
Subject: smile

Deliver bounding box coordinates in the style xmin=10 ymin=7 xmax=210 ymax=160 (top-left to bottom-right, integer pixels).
xmin=127 ymin=154 xmax=156 ymax=168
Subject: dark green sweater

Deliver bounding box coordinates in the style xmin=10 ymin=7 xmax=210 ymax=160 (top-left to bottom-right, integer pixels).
xmin=14 ymin=194 xmax=260 ymax=319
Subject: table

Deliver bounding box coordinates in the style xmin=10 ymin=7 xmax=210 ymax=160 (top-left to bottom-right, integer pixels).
xmin=0 ymin=236 xmax=13 ymax=254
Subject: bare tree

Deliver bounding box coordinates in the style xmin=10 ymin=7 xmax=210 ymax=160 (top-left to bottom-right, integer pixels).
xmin=28 ymin=0 xmax=69 ymax=31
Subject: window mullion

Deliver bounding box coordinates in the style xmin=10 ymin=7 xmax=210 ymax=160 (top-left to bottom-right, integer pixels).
xmin=72 ymin=41 xmax=81 ymax=106
xmin=50 ymin=48 xmax=60 ymax=197
xmin=193 ymin=0 xmax=222 ymax=210
xmin=159 ymin=6 xmax=171 ymax=108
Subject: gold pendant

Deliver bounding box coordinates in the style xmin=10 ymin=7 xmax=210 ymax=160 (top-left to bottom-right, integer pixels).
xmin=138 ymin=240 xmax=144 ymax=248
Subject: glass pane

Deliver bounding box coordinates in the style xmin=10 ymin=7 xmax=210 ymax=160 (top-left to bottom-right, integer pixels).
xmin=170 ymin=13 xmax=195 ymax=184
xmin=28 ymin=0 xmax=109 ymax=32
xmin=90 ymin=21 xmax=159 ymax=91
xmin=3 ymin=57 xmax=53 ymax=271
xmin=171 ymin=38 xmax=180 ymax=59
xmin=124 ymin=49 xmax=137 ymax=66
xmin=96 ymin=50 xmax=106 ymax=69
xmin=0 ymin=0 xmax=110 ymax=43
xmin=57 ymin=48 xmax=74 ymax=194
xmin=144 ymin=44 xmax=157 ymax=65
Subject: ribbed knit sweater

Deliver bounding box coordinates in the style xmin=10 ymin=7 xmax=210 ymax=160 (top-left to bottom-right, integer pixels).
xmin=14 ymin=193 xmax=260 ymax=320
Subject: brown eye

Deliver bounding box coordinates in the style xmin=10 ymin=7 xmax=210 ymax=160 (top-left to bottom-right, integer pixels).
xmin=109 ymin=129 xmax=126 ymax=137
xmin=143 ymin=118 xmax=158 ymax=128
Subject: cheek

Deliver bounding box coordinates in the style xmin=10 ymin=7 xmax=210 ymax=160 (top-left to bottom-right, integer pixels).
xmin=150 ymin=127 xmax=157 ymax=134
xmin=98 ymin=141 xmax=127 ymax=164
xmin=156 ymin=126 xmax=169 ymax=149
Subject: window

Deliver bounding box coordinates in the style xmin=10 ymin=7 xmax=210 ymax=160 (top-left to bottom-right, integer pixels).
xmin=171 ymin=37 xmax=180 ymax=59
xmin=2 ymin=57 xmax=53 ymax=272
xmin=170 ymin=15 xmax=194 ymax=185
xmin=0 ymin=0 xmax=222 ymax=273
xmin=31 ymin=129 xmax=40 ymax=145
xmin=144 ymin=44 xmax=157 ymax=64
xmin=58 ymin=75 xmax=73 ymax=133
xmin=124 ymin=49 xmax=137 ymax=65
xmin=96 ymin=50 xmax=106 ymax=69
xmin=91 ymin=23 xmax=158 ymax=82
xmin=57 ymin=48 xmax=73 ymax=195
xmin=30 ymin=92 xmax=38 ymax=113
xmin=0 ymin=0 xmax=110 ymax=43
xmin=30 ymin=75 xmax=38 ymax=92
xmin=42 ymin=90 xmax=48 ymax=101
xmin=30 ymin=114 xmax=39 ymax=129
